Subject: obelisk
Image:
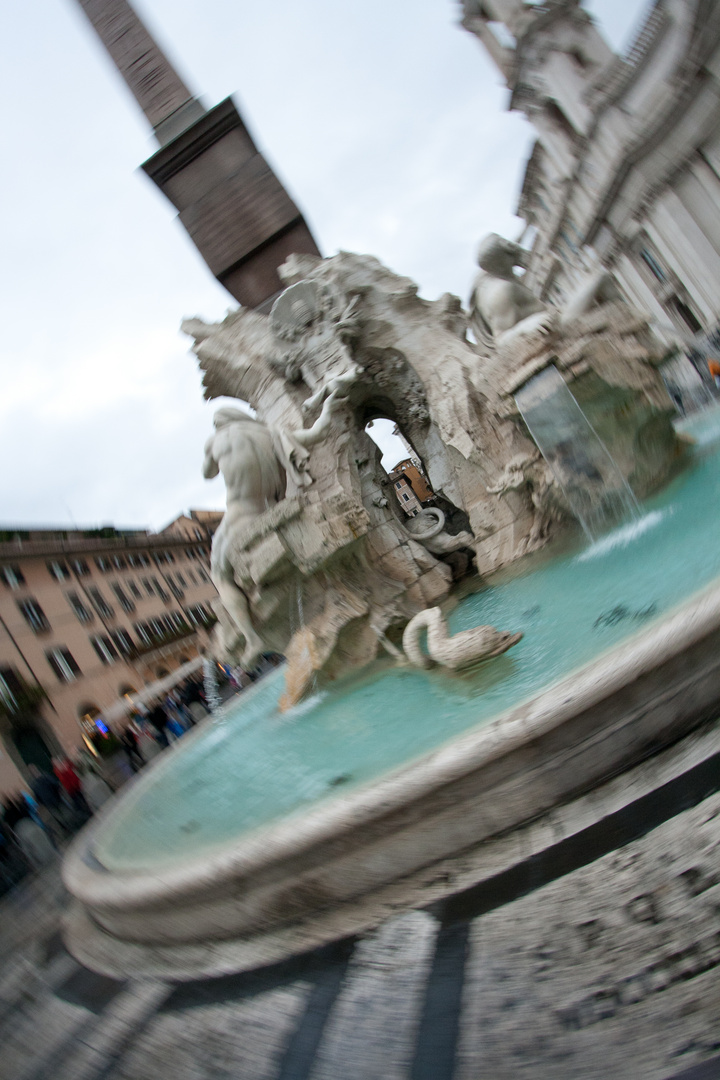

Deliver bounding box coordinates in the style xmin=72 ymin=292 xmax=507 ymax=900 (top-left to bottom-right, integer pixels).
xmin=73 ymin=0 xmax=320 ymax=308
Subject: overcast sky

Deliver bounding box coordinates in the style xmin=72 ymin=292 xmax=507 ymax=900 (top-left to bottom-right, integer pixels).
xmin=1 ymin=0 xmax=646 ymax=531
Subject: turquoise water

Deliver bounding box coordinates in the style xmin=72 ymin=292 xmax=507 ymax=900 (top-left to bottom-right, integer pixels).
xmin=94 ymin=412 xmax=720 ymax=872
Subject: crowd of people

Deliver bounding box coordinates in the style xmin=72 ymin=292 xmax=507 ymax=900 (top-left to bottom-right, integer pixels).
xmin=0 ymin=674 xmax=212 ymax=891
xmin=117 ymin=674 xmax=210 ymax=768
xmin=0 ymin=659 xmax=284 ymax=895
xmin=0 ymin=755 xmax=101 ymax=887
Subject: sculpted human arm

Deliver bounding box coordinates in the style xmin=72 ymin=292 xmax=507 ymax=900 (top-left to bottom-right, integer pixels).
xmin=292 ymin=388 xmax=346 ymax=448
xmin=202 ymin=436 xmax=220 ymax=479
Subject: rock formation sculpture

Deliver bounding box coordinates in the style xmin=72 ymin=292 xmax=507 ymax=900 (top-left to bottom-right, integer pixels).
xmin=402 ymin=607 xmax=522 ymax=670
xmin=187 ymin=246 xmax=678 ymax=704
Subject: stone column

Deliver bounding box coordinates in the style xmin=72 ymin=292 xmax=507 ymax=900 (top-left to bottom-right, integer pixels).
xmin=74 ymin=0 xmax=205 ymax=144
xmin=73 ymin=0 xmax=321 ymax=307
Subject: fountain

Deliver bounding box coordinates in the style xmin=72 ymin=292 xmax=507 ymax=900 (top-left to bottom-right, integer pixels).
xmin=63 ymin=241 xmax=720 ymax=982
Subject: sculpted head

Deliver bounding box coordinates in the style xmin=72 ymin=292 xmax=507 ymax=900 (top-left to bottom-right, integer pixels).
xmin=476 ymin=233 xmax=527 ymax=276
xmin=213 ymin=408 xmax=262 ymax=430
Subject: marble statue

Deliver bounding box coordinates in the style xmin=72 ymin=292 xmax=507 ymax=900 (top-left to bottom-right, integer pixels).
xmin=204 ymin=393 xmax=347 ymax=666
xmin=402 ymin=607 xmax=522 ymax=670
xmin=469 ymin=232 xmax=626 ymax=351
xmin=203 ymin=410 xmax=285 ymax=665
xmin=469 ymin=233 xmax=554 ymax=349
xmin=270 ymin=279 xmax=363 ymax=417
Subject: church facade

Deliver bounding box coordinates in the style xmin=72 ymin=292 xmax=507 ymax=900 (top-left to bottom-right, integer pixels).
xmin=462 ymin=0 xmax=720 ymax=362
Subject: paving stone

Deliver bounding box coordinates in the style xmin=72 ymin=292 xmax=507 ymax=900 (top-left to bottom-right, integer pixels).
xmin=50 ymin=980 xmax=170 ymax=1080
xmin=107 ymin=980 xmax=311 ymax=1080
xmin=309 ymin=911 xmax=438 ymax=1080
xmin=456 ymin=791 xmax=720 ymax=1079
xmin=0 ymin=859 xmax=66 ymax=963
xmin=0 ymin=950 xmax=78 ymax=1033
xmin=0 ymin=984 xmax=93 ymax=1080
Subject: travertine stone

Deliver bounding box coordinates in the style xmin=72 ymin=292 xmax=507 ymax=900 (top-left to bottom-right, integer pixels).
xmin=111 ymin=983 xmax=308 ymax=1080
xmin=189 ymin=250 xmax=677 ymax=696
xmin=309 ymin=912 xmax=437 ymax=1080
xmin=62 ymin=248 xmax=683 ymax=979
xmin=402 ymin=607 xmax=521 ymax=670
xmin=63 ymin=581 xmax=720 ymax=981
xmin=456 ymin=790 xmax=720 ymax=1080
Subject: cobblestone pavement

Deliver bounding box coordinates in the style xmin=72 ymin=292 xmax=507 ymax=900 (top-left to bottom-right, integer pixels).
xmin=3 ymin=742 xmax=720 ymax=1080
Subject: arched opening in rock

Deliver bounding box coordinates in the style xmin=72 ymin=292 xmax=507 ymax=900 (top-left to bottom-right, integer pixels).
xmin=364 ymin=416 xmax=431 ymax=519
xmin=363 ymin=414 xmax=475 ymax=580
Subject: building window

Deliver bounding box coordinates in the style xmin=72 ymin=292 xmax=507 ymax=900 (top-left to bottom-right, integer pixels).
xmin=187 ymin=570 xmax=196 ymax=585
xmin=90 ymin=635 xmax=118 ymax=665
xmin=639 ymin=248 xmax=666 ymax=282
xmin=127 ymin=579 xmax=142 ymax=600
xmin=395 ymin=481 xmax=402 ymax=489
xmin=153 ymin=550 xmax=174 ymax=565
xmin=47 ymin=560 xmax=71 ymax=581
xmin=196 ymin=566 xmax=210 ymax=584
xmin=111 ymin=555 xmax=126 ymax=571
xmin=402 ymin=492 xmax=410 ymax=502
xmin=111 ymin=583 xmax=135 ymax=613
xmin=168 ymin=611 xmax=189 ymax=632
xmin=111 ymin=629 xmax=136 ymax=656
xmin=185 ymin=548 xmax=197 ymax=560
xmin=66 ymin=590 xmax=93 ymax=624
xmin=127 ymin=553 xmax=150 ymax=569
xmin=186 ymin=603 xmax=215 ymax=627
xmin=669 ymin=297 xmax=702 ymax=335
xmin=17 ymin=598 xmax=50 ymax=633
xmin=175 ymin=572 xmax=187 ymax=588
xmin=151 ymin=576 xmax=169 ymax=601
xmin=95 ymin=556 xmax=111 ymax=572
xmin=1 ymin=566 xmax=25 ymax=589
xmin=134 ymin=622 xmax=152 ymax=646
xmin=69 ymin=558 xmax=90 ymax=576
xmin=168 ymin=578 xmax=185 ymax=600
xmin=46 ymin=647 xmax=80 ymax=682
xmin=0 ymin=667 xmax=23 ymax=711
xmin=88 ymin=586 xmax=114 ymax=618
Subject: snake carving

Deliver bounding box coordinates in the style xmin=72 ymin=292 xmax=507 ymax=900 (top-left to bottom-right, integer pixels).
xmin=402 ymin=507 xmax=475 ymax=554
xmin=402 ymin=607 xmax=522 ymax=670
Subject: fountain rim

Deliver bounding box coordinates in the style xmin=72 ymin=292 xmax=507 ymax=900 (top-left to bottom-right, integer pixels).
xmin=63 ymin=575 xmax=720 ymax=910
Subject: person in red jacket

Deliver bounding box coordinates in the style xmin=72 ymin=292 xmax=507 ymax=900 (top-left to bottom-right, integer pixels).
xmin=52 ymin=757 xmax=90 ymax=818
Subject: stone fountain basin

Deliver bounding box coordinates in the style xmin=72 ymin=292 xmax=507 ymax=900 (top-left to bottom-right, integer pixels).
xmin=63 ymin=580 xmax=720 ymax=980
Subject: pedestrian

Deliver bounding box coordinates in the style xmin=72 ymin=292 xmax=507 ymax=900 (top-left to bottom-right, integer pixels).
xmin=136 ymin=720 xmax=162 ymax=764
xmin=27 ymin=764 xmax=66 ymax=837
xmin=52 ymin=756 xmax=91 ymax=819
xmin=79 ymin=765 xmax=113 ymax=813
xmin=2 ymin=794 xmax=55 ymax=869
xmin=120 ymin=725 xmax=143 ymax=771
xmin=146 ymin=701 xmax=170 ymax=747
